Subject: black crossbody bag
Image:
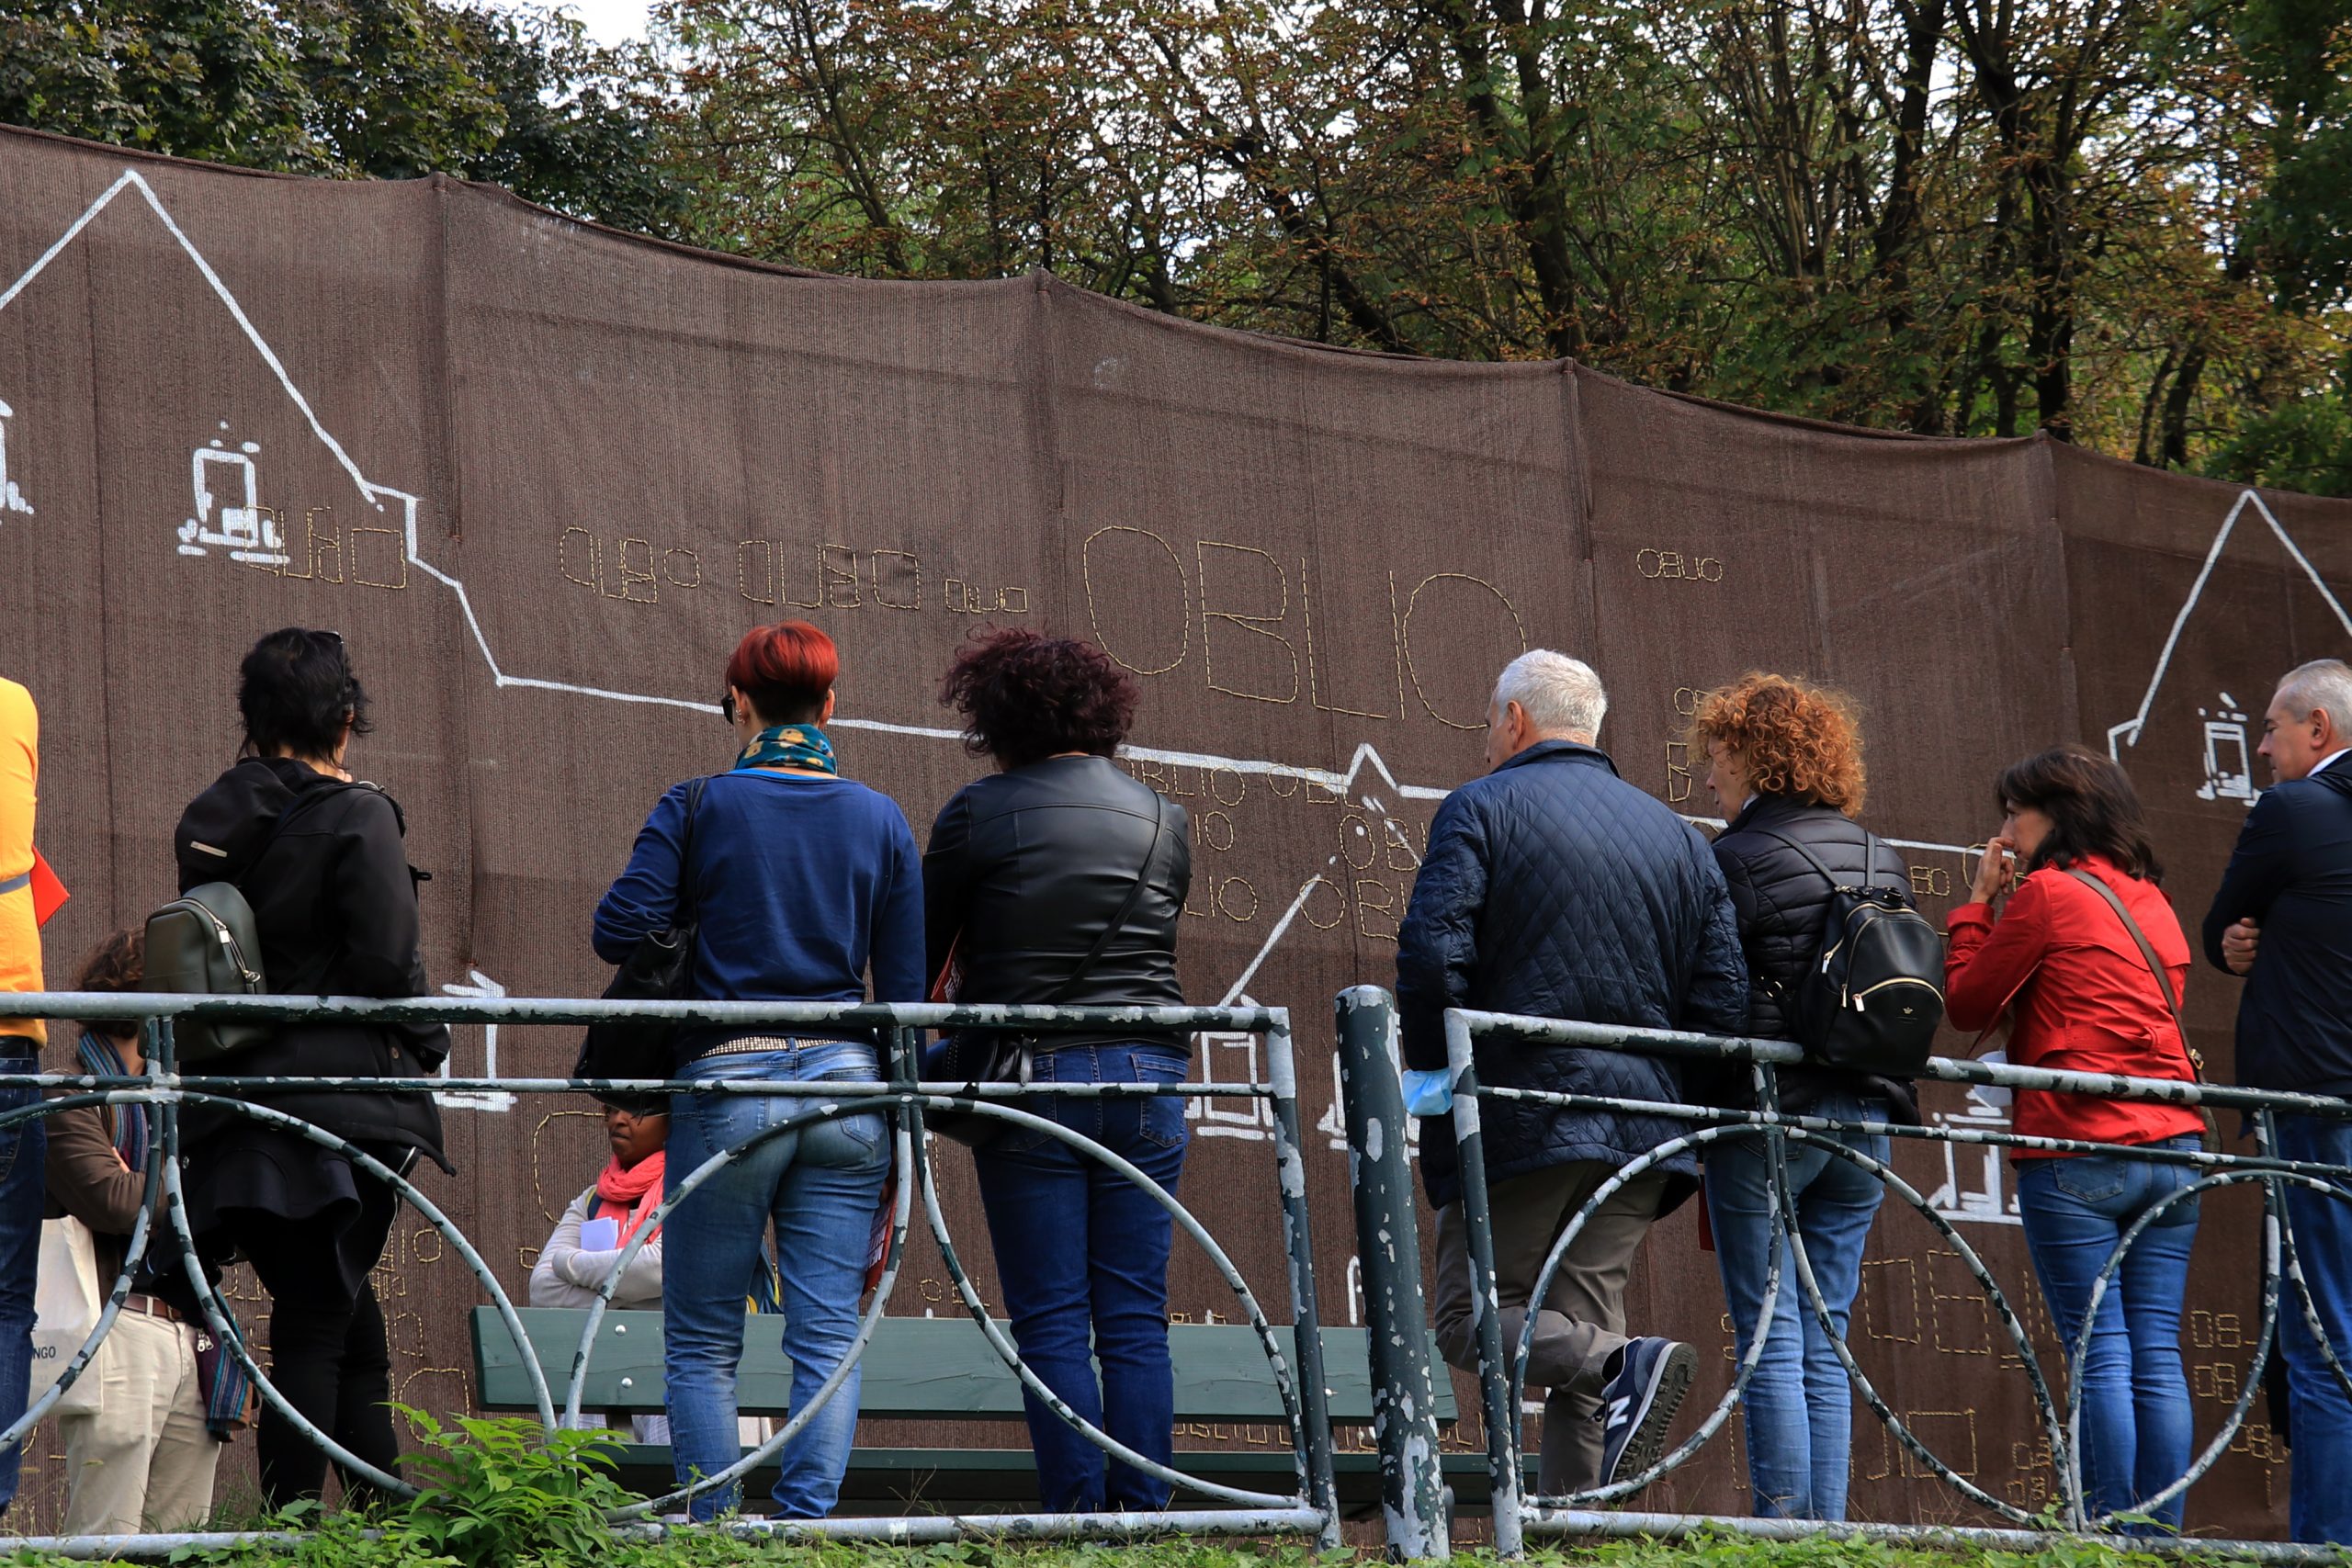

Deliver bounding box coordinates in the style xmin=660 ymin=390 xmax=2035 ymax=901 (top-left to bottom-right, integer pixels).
xmin=928 ymin=796 xmax=1170 ymax=1147
xmin=573 ymin=776 xmax=710 ymax=1111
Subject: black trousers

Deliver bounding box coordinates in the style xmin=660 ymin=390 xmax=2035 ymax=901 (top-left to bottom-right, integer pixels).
xmin=224 ymin=1175 xmax=401 ymax=1506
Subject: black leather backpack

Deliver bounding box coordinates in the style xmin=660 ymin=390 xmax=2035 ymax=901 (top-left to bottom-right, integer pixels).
xmin=1755 ymin=826 xmax=1946 ymax=1075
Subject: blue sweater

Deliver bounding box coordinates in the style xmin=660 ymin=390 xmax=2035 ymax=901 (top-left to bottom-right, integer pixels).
xmin=594 ymin=771 xmax=926 ymax=1052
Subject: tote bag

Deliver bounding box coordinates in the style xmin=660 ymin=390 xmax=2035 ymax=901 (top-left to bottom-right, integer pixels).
xmin=29 ymin=1215 xmax=104 ymax=1416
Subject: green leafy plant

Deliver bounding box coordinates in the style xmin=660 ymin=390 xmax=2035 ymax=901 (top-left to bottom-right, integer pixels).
xmin=386 ymin=1403 xmax=632 ymax=1568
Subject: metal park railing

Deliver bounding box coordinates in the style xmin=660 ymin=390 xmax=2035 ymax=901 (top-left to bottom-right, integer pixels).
xmin=1329 ymin=986 xmax=2352 ymax=1563
xmin=15 ymin=985 xmax=2352 ymax=1562
xmin=0 ymin=992 xmax=1340 ymax=1556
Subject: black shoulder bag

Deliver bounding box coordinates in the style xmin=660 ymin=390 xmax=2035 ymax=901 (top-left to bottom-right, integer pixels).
xmin=929 ymin=795 xmax=1170 ymax=1147
xmin=573 ymin=776 xmax=710 ymax=1111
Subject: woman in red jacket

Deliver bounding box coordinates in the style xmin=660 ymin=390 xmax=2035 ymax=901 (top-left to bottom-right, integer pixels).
xmin=1946 ymin=745 xmax=2204 ymax=1534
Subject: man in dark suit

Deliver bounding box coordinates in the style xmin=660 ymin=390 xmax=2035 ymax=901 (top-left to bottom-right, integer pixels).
xmin=2204 ymin=656 xmax=2352 ymax=1544
xmin=1398 ymin=650 xmax=1747 ymax=1498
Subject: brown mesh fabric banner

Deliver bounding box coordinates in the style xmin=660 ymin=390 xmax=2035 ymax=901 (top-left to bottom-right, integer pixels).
xmin=2 ymin=127 xmax=2346 ymax=1534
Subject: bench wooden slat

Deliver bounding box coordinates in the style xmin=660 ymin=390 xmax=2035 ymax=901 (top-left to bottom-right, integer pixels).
xmin=470 ymin=1307 xmax=1457 ymax=1425
xmin=586 ymin=1444 xmax=1525 ymax=1515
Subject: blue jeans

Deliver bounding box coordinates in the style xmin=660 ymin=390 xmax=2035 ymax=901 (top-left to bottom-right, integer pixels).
xmin=1704 ymin=1093 xmax=1888 ymax=1520
xmin=970 ymin=1040 xmax=1189 ymax=1513
xmin=2015 ymin=1136 xmax=2202 ymax=1534
xmin=2272 ymin=1114 xmax=2352 ymax=1544
xmin=0 ymin=1038 xmax=43 ymax=1515
xmin=663 ymin=1040 xmax=888 ymax=1519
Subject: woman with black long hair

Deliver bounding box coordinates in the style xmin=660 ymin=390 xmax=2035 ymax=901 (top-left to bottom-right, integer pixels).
xmin=173 ymin=628 xmax=449 ymax=1506
xmin=1945 ymin=744 xmax=2205 ymax=1533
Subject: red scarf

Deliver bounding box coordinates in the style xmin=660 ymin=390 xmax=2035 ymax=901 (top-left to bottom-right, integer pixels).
xmin=594 ymin=1151 xmax=665 ymax=1249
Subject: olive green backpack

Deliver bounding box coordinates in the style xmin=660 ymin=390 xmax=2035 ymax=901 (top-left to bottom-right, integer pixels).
xmin=143 ymin=789 xmax=342 ymax=1062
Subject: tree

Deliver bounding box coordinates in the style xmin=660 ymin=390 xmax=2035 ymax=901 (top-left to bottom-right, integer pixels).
xmin=10 ymin=0 xmax=2350 ymax=490
xmin=0 ymin=0 xmax=682 ymax=231
xmin=0 ymin=0 xmax=329 ymax=170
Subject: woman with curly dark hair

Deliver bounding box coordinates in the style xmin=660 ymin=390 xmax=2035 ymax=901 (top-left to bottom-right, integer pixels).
xmin=922 ymin=627 xmax=1192 ymax=1514
xmin=1688 ymin=671 xmax=1916 ymax=1521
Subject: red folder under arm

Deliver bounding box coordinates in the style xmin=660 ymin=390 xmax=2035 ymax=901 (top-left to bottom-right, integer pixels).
xmin=29 ymin=850 xmax=66 ymax=926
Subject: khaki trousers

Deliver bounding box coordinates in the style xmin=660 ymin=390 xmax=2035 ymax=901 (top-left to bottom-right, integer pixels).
xmin=1433 ymin=1160 xmax=1670 ymax=1495
xmin=57 ymin=1309 xmax=219 ymax=1536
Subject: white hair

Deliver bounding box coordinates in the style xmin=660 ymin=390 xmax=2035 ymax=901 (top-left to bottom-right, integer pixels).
xmin=1493 ymin=650 xmax=1608 ymax=740
xmin=2276 ymin=658 xmax=2352 ymax=738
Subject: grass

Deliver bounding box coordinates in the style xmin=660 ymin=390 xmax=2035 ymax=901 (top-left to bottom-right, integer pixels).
xmin=0 ymin=1528 xmax=2291 ymax=1568
xmin=0 ymin=1413 xmax=2285 ymax=1567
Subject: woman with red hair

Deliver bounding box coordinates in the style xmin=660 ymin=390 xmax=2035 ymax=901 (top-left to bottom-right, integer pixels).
xmin=594 ymin=619 xmax=923 ymax=1521
xmin=1687 ymin=671 xmax=1917 ymax=1521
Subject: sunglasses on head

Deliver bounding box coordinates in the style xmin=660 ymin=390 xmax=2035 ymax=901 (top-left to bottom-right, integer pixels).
xmin=310 ymin=628 xmax=354 ymax=690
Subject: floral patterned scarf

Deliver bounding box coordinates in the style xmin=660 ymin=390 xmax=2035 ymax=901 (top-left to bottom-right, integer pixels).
xmin=733 ymin=724 xmax=838 ymax=774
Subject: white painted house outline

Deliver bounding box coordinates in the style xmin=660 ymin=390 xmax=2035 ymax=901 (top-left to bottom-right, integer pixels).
xmin=2106 ymin=489 xmax=2352 ymax=762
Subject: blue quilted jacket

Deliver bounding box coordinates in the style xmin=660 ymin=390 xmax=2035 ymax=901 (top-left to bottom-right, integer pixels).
xmin=1396 ymin=740 xmax=1748 ymax=1209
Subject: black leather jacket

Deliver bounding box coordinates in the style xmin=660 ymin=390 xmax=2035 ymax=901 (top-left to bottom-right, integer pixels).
xmin=1708 ymin=793 xmax=1920 ymax=1123
xmin=922 ymin=756 xmax=1191 ymax=1047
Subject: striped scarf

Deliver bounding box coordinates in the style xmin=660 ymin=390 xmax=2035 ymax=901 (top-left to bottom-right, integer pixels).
xmin=197 ymin=1317 xmax=254 ymax=1439
xmin=75 ymin=1030 xmax=145 ymax=1168
xmin=75 ymin=1031 xmax=252 ymax=1434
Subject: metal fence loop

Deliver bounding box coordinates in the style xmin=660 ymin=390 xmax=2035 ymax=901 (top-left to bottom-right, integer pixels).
xmin=2 ymin=991 xmax=1337 ymax=1555
xmin=1399 ymin=998 xmax=2352 ymax=1561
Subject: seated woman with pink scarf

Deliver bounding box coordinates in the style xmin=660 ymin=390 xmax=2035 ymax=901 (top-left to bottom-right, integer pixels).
xmin=532 ymin=1104 xmax=671 ymax=1437
xmin=534 ymin=1103 xmax=669 ymax=1312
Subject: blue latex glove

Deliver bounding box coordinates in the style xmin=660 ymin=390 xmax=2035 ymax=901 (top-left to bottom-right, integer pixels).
xmin=1402 ymin=1068 xmax=1454 ymax=1118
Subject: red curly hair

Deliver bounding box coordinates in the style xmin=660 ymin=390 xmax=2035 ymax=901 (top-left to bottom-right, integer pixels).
xmin=1688 ymin=672 xmax=1869 ymax=816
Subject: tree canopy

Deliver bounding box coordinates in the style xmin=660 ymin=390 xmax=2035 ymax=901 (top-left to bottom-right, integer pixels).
xmin=0 ymin=0 xmax=680 ymax=231
xmin=6 ymin=0 xmax=2350 ymax=493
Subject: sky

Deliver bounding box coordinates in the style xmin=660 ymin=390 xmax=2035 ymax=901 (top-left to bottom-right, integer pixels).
xmin=552 ymin=0 xmax=652 ymax=46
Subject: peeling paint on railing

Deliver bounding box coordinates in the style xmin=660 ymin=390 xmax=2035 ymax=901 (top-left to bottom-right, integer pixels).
xmin=0 ymin=993 xmax=1335 ymax=1556
xmin=1429 ymin=1001 xmax=2352 ymax=1558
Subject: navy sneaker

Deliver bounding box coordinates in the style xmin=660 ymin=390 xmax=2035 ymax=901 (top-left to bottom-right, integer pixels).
xmin=1597 ymin=1337 xmax=1696 ymax=1487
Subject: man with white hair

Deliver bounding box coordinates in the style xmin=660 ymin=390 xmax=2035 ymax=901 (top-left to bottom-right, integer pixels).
xmin=2203 ymin=656 xmax=2352 ymax=1544
xmin=1398 ymin=649 xmax=1747 ymax=1497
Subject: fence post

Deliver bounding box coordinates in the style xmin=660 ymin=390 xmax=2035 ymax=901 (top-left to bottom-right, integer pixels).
xmin=1265 ymin=1011 xmax=1345 ymax=1551
xmin=1335 ymin=986 xmax=1452 ymax=1560
xmin=1445 ymin=1010 xmax=1522 ymax=1557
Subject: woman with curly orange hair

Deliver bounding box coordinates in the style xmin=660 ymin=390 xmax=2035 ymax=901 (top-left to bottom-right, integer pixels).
xmin=1689 ymin=672 xmax=1917 ymax=1521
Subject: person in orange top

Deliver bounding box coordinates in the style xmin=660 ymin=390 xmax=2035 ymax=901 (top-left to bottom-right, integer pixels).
xmin=0 ymin=674 xmax=46 ymax=1517
xmin=0 ymin=678 xmax=42 ymax=1043
xmin=1945 ymin=744 xmax=2203 ymax=1534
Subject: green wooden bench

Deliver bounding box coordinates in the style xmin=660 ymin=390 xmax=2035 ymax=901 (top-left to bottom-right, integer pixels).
xmin=470 ymin=1307 xmax=1515 ymax=1515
